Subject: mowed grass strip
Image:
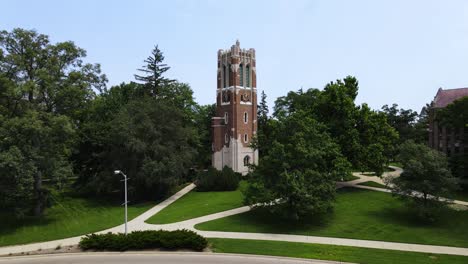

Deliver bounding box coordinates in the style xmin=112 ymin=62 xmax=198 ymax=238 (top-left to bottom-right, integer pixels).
xmin=0 ymin=196 xmax=154 ymax=247
xmin=209 ymin=238 xmax=468 ymax=264
xmin=145 ymin=182 xmax=246 ymax=224
xmin=197 ymin=188 xmax=468 ymax=248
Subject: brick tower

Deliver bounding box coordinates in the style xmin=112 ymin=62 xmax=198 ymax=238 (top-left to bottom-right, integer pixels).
xmin=212 ymin=40 xmax=258 ymax=175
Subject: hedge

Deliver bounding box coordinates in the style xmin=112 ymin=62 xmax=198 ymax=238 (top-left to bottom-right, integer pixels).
xmin=196 ymin=166 xmax=241 ymax=192
xmin=79 ymin=229 xmax=207 ymax=251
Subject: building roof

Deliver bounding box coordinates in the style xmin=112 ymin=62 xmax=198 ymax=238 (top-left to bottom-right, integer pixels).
xmin=433 ymin=87 xmax=468 ymax=108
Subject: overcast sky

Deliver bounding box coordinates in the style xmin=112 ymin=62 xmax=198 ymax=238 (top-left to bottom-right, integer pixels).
xmin=2 ymin=0 xmax=467 ymax=112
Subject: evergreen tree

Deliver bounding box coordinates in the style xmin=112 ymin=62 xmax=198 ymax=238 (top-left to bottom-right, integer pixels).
xmin=134 ymin=45 xmax=174 ymax=96
xmin=256 ymin=90 xmax=271 ymax=156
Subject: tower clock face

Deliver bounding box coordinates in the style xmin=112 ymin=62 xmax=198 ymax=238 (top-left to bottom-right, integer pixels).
xmin=241 ymin=92 xmax=251 ymax=102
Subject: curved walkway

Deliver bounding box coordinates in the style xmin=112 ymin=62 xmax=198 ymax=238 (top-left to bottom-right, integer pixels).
xmin=338 ymin=166 xmax=468 ymax=206
xmin=1 ymin=172 xmax=468 ymax=257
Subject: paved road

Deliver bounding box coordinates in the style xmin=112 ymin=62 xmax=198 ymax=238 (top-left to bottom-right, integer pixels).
xmin=0 ymin=252 xmax=350 ymax=264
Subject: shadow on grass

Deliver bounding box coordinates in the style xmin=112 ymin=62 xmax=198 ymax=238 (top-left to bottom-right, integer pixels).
xmin=0 ymin=213 xmax=55 ymax=238
xmin=0 ymin=195 xmax=151 ymax=239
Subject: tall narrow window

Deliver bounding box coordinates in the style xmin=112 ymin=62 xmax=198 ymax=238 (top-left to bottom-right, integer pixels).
xmin=224 ymin=112 xmax=228 ymax=124
xmin=244 ymin=112 xmax=248 ymax=124
xmin=246 ymin=65 xmax=250 ymax=87
xmin=223 ymin=65 xmax=228 ymax=87
xmin=239 ymin=64 xmax=244 ymax=86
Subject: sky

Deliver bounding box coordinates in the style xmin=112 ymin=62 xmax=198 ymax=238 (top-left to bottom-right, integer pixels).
xmin=2 ymin=0 xmax=468 ymax=112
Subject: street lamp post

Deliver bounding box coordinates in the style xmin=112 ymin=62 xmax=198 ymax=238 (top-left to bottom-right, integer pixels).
xmin=114 ymin=170 xmax=128 ymax=235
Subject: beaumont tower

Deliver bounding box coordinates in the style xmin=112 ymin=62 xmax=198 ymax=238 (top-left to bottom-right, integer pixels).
xmin=212 ymin=40 xmax=258 ymax=175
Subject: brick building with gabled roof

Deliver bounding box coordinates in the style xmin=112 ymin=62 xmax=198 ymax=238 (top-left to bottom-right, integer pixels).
xmin=428 ymin=87 xmax=468 ymax=156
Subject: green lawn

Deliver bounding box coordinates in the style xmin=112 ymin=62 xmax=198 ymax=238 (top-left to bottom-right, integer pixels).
xmin=197 ymin=188 xmax=468 ymax=248
xmin=0 ymin=195 xmax=154 ymax=247
xmin=342 ymin=174 xmax=360 ymax=181
xmin=209 ymin=238 xmax=468 ymax=264
xmin=453 ymin=187 xmax=468 ymax=202
xmin=145 ymin=182 xmax=246 ymax=224
xmin=358 ymin=181 xmax=388 ymax=189
xmin=389 ymin=162 xmax=403 ymax=168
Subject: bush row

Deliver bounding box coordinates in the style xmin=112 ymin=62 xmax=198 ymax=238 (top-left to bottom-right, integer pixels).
xmin=196 ymin=166 xmax=241 ymax=191
xmin=79 ymin=229 xmax=207 ymax=251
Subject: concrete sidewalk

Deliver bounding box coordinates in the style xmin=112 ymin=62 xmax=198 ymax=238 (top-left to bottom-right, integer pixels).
xmin=0 ymin=183 xmax=196 ymax=256
xmin=1 ymin=175 xmax=468 ymax=257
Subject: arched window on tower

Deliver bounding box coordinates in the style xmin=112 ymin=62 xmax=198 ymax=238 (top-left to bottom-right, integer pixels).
xmin=246 ymin=65 xmax=250 ymax=87
xmin=244 ymin=155 xmax=251 ymax=166
xmin=239 ymin=64 xmax=244 ymax=86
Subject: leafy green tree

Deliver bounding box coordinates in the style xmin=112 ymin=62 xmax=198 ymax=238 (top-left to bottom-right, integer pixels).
xmin=388 ymin=141 xmax=459 ymax=221
xmin=244 ymin=111 xmax=350 ymax=220
xmin=81 ymin=98 xmax=198 ymax=200
xmin=159 ymin=82 xmax=198 ymax=121
xmin=316 ymin=77 xmax=361 ymax=167
xmin=381 ymin=104 xmax=419 ymax=143
xmin=0 ymin=28 xmax=107 ymax=120
xmin=0 ymin=28 xmax=105 ymax=217
xmin=193 ymin=104 xmax=216 ymax=168
xmin=134 ymin=45 xmax=174 ymax=97
xmin=357 ymin=104 xmax=398 ymax=175
xmin=273 ymin=88 xmax=321 ymax=119
xmin=271 ymin=76 xmax=396 ymax=174
xmin=0 ymin=111 xmax=75 ymax=217
xmin=73 ymin=82 xmax=140 ymax=187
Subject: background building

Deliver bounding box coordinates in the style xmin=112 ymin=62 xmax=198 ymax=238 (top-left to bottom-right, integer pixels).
xmin=428 ymin=87 xmax=468 ymax=156
xmin=212 ymin=41 xmax=258 ymax=175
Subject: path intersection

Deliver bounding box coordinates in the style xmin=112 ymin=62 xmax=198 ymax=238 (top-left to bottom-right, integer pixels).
xmin=1 ymin=166 xmax=467 ymax=257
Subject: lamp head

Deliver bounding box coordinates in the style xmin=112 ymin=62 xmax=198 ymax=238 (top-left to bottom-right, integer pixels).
xmin=114 ymin=170 xmax=121 ymax=175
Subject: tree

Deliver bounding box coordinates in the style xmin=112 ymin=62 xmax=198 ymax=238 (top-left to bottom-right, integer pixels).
xmin=258 ymin=90 xmax=269 ymax=127
xmin=244 ymin=111 xmax=350 ymax=220
xmin=256 ymin=90 xmax=271 ymax=156
xmin=387 ymin=141 xmax=458 ymax=221
xmin=0 ymin=111 xmax=75 ymax=217
xmin=0 ymin=28 xmax=107 ymax=120
xmin=271 ymin=76 xmax=397 ymax=174
xmin=316 ymin=77 xmax=362 ymax=167
xmin=80 ymin=98 xmax=198 ymax=200
xmin=0 ymin=28 xmax=105 ymax=217
xmin=193 ymin=104 xmax=216 ymax=168
xmin=357 ymin=104 xmax=398 ymax=175
xmin=73 ymin=82 xmax=141 ymax=188
xmin=134 ymin=45 xmax=174 ymax=97
xmin=381 ymin=104 xmax=425 ymax=145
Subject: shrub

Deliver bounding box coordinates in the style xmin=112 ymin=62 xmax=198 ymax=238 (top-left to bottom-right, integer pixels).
xmin=79 ymin=229 xmax=207 ymax=251
xmin=196 ymin=166 xmax=241 ymax=191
